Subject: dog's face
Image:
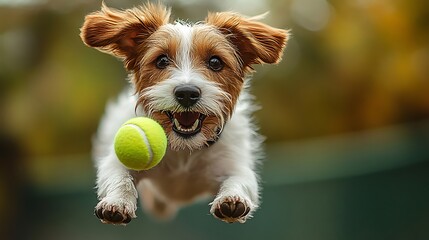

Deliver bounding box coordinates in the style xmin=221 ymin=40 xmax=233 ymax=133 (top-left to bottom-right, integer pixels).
xmin=81 ymin=3 xmax=288 ymax=150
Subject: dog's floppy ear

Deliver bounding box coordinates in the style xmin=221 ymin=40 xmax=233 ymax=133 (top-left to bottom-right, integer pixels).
xmin=206 ymin=12 xmax=288 ymax=70
xmin=80 ymin=2 xmax=170 ymax=70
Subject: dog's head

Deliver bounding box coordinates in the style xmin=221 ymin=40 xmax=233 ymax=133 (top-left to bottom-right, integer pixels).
xmin=81 ymin=2 xmax=288 ymax=150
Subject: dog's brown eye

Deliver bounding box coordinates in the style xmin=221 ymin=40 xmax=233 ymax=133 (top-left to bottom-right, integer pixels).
xmin=156 ymin=55 xmax=170 ymax=69
xmin=208 ymin=56 xmax=223 ymax=72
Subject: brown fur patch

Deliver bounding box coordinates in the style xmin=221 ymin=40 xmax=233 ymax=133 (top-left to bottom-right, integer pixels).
xmin=133 ymin=26 xmax=182 ymax=110
xmin=205 ymin=12 xmax=289 ymax=71
xmin=80 ymin=2 xmax=171 ymax=70
xmin=191 ymin=25 xmax=245 ymax=118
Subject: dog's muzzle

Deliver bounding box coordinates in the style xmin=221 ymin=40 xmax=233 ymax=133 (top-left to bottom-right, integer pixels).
xmin=167 ymin=84 xmax=223 ymax=144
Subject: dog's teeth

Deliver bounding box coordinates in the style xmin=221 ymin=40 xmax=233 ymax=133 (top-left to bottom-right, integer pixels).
xmin=173 ymin=117 xmax=199 ymax=132
xmin=191 ymin=119 xmax=199 ymax=131
xmin=174 ymin=119 xmax=181 ymax=129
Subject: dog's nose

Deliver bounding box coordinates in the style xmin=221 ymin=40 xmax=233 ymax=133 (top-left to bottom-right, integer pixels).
xmin=174 ymin=85 xmax=201 ymax=108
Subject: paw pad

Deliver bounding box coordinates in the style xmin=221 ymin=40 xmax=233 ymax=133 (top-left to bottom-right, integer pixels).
xmin=213 ymin=199 xmax=251 ymax=223
xmin=94 ymin=207 xmax=132 ymax=225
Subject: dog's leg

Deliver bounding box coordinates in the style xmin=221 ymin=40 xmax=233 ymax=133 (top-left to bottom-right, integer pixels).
xmin=94 ymin=153 xmax=138 ymax=225
xmin=208 ymin=100 xmax=263 ymax=223
xmin=92 ymin=91 xmax=140 ymax=225
xmin=209 ymin=120 xmax=261 ymax=223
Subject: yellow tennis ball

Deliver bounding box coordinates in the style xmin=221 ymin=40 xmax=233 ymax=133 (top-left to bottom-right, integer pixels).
xmin=114 ymin=117 xmax=167 ymax=171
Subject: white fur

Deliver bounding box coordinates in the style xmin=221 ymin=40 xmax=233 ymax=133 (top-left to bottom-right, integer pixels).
xmin=93 ymin=21 xmax=262 ymax=224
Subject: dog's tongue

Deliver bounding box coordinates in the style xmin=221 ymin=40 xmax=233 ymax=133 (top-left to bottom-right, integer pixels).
xmin=174 ymin=112 xmax=200 ymax=127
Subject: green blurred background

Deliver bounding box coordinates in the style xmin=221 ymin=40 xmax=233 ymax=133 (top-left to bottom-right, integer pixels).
xmin=1 ymin=0 xmax=429 ymax=239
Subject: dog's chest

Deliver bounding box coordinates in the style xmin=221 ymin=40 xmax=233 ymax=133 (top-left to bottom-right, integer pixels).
xmin=144 ymin=149 xmax=222 ymax=201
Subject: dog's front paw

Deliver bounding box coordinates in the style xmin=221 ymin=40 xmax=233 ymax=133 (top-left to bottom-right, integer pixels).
xmin=210 ymin=196 xmax=252 ymax=223
xmin=94 ymin=197 xmax=137 ymax=225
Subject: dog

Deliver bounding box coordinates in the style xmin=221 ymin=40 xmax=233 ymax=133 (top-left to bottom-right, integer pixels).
xmin=80 ymin=2 xmax=288 ymax=224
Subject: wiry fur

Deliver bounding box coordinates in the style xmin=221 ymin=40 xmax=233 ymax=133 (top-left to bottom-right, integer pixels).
xmin=81 ymin=2 xmax=288 ymax=224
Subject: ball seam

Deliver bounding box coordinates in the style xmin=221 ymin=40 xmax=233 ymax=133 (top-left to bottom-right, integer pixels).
xmin=125 ymin=123 xmax=154 ymax=169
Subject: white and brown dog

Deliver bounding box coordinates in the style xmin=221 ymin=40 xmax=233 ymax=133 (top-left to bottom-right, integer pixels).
xmin=80 ymin=2 xmax=288 ymax=224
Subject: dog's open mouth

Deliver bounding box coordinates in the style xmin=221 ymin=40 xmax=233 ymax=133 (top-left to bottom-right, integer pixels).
xmin=166 ymin=111 xmax=206 ymax=138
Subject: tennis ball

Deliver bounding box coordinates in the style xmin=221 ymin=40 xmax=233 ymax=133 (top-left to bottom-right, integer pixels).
xmin=114 ymin=117 xmax=167 ymax=171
